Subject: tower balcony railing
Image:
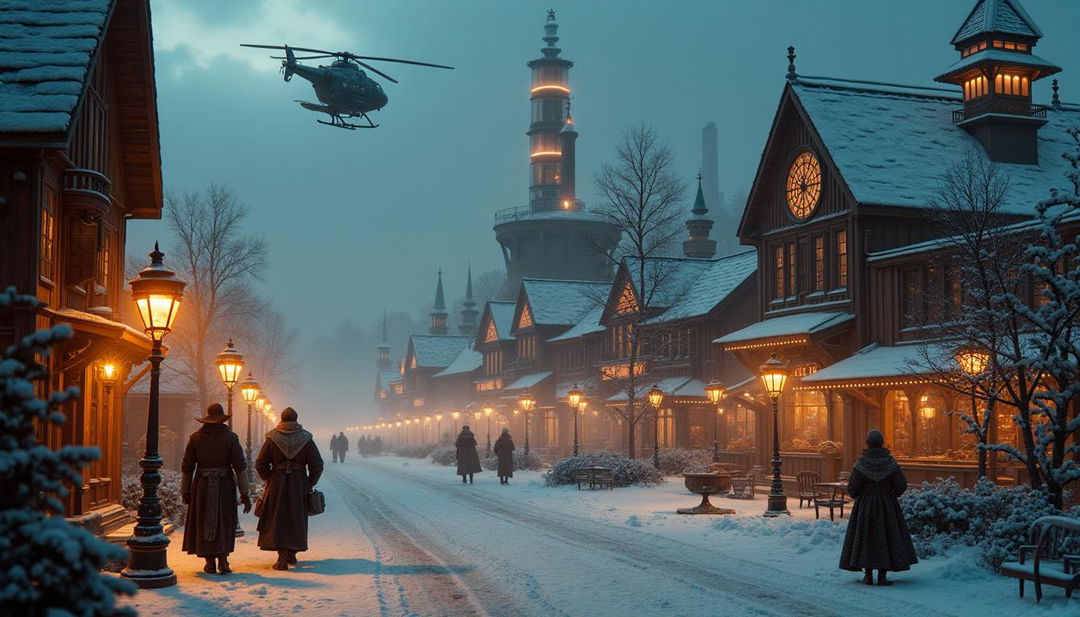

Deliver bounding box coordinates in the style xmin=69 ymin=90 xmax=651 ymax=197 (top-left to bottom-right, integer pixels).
xmin=952 ymin=99 xmax=1047 ymax=124
xmin=494 ymin=199 xmax=587 ymax=222
xmin=63 ymin=168 xmax=112 ymax=216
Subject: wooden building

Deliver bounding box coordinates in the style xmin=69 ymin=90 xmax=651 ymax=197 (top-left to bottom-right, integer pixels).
xmin=0 ymin=0 xmax=162 ymax=531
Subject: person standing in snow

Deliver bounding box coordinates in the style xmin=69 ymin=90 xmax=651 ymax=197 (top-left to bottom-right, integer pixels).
xmin=256 ymin=407 xmax=324 ymax=570
xmin=839 ymin=429 xmax=918 ymax=585
xmin=329 ymin=433 xmax=340 ymax=463
xmin=337 ymin=431 xmax=349 ymax=462
xmin=493 ymin=428 xmax=515 ymax=485
xmin=454 ymin=425 xmax=482 ymax=484
xmin=180 ymin=403 xmax=251 ymax=574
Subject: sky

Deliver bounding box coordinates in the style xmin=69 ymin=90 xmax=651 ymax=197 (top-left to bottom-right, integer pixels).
xmin=127 ymin=0 xmax=1080 ymax=431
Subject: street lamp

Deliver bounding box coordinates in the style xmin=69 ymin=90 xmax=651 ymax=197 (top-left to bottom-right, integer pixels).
xmin=647 ymin=384 xmax=665 ymax=468
xmin=759 ymin=353 xmax=790 ymax=517
xmin=215 ymin=339 xmax=245 ymax=429
xmin=239 ymin=373 xmax=260 ymax=492
xmin=435 ymin=413 xmax=443 ymax=442
xmin=451 ymin=409 xmax=461 ymax=435
xmin=518 ymin=390 xmax=536 ymax=456
xmin=122 ymin=243 xmax=184 ymax=588
xmin=957 ymin=347 xmax=992 ymax=478
xmin=567 ymin=384 xmax=584 ymax=456
xmin=483 ymin=402 xmax=494 ymax=453
xmin=705 ymin=379 xmax=727 ymax=463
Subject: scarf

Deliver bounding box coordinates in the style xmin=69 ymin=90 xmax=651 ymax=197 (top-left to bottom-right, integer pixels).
xmin=853 ymin=447 xmax=900 ymax=482
xmin=267 ymin=421 xmax=313 ymax=460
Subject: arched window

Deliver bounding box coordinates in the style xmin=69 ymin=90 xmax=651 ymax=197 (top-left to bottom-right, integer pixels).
xmin=916 ymin=392 xmax=949 ymax=457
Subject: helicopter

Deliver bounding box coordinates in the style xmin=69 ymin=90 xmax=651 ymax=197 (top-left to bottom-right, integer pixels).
xmin=240 ymin=44 xmax=454 ymax=130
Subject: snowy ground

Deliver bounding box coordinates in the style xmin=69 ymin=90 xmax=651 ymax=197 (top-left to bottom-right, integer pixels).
xmin=122 ymin=454 xmax=1078 ymax=617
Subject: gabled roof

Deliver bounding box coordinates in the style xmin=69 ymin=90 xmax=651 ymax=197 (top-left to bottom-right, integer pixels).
xmin=0 ymin=0 xmax=112 ymax=135
xmin=791 ymin=77 xmax=1080 ymax=215
xmin=715 ymin=311 xmax=854 ymax=349
xmin=951 ymin=0 xmax=1041 ymax=46
xmin=477 ymin=301 xmax=516 ymax=346
xmin=519 ymin=279 xmax=607 ymax=328
xmin=655 ymin=250 xmax=757 ymax=323
xmin=433 ymin=343 xmax=482 ymax=378
xmin=406 ymin=335 xmax=470 ymax=369
xmin=935 ymin=48 xmax=1060 ymax=82
xmin=375 ymin=368 xmax=402 ymax=394
xmin=798 ymin=343 xmax=948 ymax=388
xmin=613 ymin=257 xmax=715 ymax=319
xmin=548 ymin=305 xmax=604 ymax=343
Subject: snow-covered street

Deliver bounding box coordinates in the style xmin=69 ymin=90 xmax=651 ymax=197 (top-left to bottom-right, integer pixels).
xmin=122 ymin=455 xmax=1077 ymax=617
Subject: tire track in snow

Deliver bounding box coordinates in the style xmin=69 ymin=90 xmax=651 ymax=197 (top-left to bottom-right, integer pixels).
xmin=362 ymin=459 xmax=957 ymax=617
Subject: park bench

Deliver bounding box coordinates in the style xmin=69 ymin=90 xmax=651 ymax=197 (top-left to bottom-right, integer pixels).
xmin=999 ymin=515 xmax=1080 ymax=602
xmin=572 ymin=466 xmax=614 ymax=490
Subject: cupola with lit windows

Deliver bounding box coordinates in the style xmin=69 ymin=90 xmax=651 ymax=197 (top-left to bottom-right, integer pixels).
xmin=934 ymin=0 xmax=1060 ymax=164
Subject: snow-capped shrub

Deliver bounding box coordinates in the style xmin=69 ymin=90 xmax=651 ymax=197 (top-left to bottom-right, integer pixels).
xmin=429 ymin=445 xmax=457 ymax=466
xmin=656 ymin=449 xmax=711 ymax=476
xmin=391 ymin=443 xmax=438 ymax=458
xmin=121 ymin=469 xmax=187 ymax=526
xmin=0 ymin=288 xmax=135 ymax=616
xmin=545 ymin=451 xmax=663 ymax=487
xmin=481 ymin=450 xmax=544 ymax=472
xmin=900 ymin=477 xmax=1080 ymax=570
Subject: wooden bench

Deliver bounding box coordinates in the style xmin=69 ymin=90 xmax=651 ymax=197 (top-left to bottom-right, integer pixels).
xmin=999 ymin=515 xmax=1080 ymax=602
xmin=572 ymin=466 xmax=614 ymax=490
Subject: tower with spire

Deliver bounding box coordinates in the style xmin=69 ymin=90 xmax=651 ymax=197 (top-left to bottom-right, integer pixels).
xmin=376 ymin=311 xmax=392 ymax=370
xmin=683 ymin=174 xmax=716 ymax=259
xmin=429 ymin=270 xmax=448 ymax=335
xmin=934 ymin=0 xmax=1060 ymax=164
xmin=458 ymin=265 xmax=479 ymax=336
xmin=493 ymin=11 xmax=621 ymax=300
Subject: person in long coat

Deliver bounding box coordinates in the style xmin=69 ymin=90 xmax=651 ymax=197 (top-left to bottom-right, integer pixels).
xmin=329 ymin=433 xmax=340 ymax=463
xmin=180 ymin=403 xmax=251 ymax=574
xmin=337 ymin=431 xmax=349 ymax=462
xmin=455 ymin=425 xmax=482 ymax=484
xmin=256 ymin=407 xmax=324 ymax=570
xmin=839 ymin=429 xmax=918 ymax=586
xmin=493 ymin=428 xmax=515 ymax=485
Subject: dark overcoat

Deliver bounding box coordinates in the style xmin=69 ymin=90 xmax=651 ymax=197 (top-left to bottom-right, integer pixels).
xmin=493 ymin=434 xmax=515 ymax=477
xmin=329 ymin=434 xmax=339 ymax=452
xmin=180 ymin=423 xmax=248 ymax=557
xmin=839 ymin=447 xmax=918 ymax=572
xmin=455 ymin=429 xmax=482 ymax=476
xmin=338 ymin=435 xmax=349 ymax=452
xmin=255 ymin=422 xmax=324 ymax=552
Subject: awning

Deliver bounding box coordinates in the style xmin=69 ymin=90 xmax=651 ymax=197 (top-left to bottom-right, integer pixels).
xmin=715 ymin=311 xmax=854 ymax=351
xmin=45 ymin=307 xmax=153 ymax=357
xmin=503 ymin=371 xmax=553 ymax=391
xmin=797 ymin=343 xmax=945 ymax=389
xmin=606 ymin=376 xmax=691 ymax=402
xmin=556 ymin=378 xmax=595 ymax=400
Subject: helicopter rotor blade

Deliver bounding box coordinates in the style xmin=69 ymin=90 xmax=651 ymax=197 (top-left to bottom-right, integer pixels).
xmin=270 ymin=54 xmax=335 ymax=60
xmin=241 ymin=43 xmax=340 ymax=55
xmin=354 ymin=60 xmax=398 ymax=84
xmin=344 ymin=54 xmax=454 ymax=70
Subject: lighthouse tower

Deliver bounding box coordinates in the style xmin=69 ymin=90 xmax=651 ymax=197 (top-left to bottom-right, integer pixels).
xmin=494 ymin=11 xmax=621 ymax=300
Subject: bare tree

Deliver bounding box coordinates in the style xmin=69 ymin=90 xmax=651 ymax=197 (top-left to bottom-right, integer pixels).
xmin=592 ymin=124 xmax=687 ymax=459
xmin=165 ymin=184 xmax=268 ymax=408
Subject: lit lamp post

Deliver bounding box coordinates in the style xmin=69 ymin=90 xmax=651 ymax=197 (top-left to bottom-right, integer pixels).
xmin=239 ymin=373 xmax=260 ymax=492
xmin=215 ymin=339 xmax=245 ymax=537
xmin=122 ymin=243 xmax=185 ymax=588
xmin=518 ymin=390 xmax=535 ymax=456
xmin=435 ymin=413 xmax=443 ymax=442
xmin=760 ymin=353 xmax=790 ymax=517
xmin=647 ymin=384 xmax=665 ymax=468
xmin=956 ymin=348 xmax=992 ymax=478
xmin=483 ymin=403 xmax=494 ymax=453
xmin=451 ymin=410 xmax=461 ymax=435
xmin=705 ymin=379 xmax=727 ymax=463
xmin=568 ymin=384 xmax=584 ymax=456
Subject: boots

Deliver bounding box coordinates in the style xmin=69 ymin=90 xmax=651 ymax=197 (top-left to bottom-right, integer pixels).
xmin=462 ymin=475 xmax=467 ymax=484
xmin=204 ymin=557 xmax=217 ymax=574
xmin=877 ymin=570 xmax=892 ymax=586
xmin=862 ymin=569 xmax=874 ymax=585
xmin=468 ymin=474 xmax=474 ymax=484
xmin=273 ymin=551 xmax=289 ymax=571
xmin=287 ymin=550 xmax=298 ymax=565
xmin=217 ymin=556 xmax=232 ymax=574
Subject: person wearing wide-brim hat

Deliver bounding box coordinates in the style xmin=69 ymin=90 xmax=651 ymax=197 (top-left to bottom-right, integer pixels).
xmin=180 ymin=403 xmax=251 ymax=574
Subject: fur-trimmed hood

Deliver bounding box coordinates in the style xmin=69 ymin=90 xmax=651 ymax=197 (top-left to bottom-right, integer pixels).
xmin=266 ymin=422 xmax=313 ymax=460
xmin=853 ymin=447 xmax=900 ymax=482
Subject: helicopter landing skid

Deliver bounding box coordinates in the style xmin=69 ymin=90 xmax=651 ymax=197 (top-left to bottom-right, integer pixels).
xmin=319 ymin=113 xmax=378 ymax=130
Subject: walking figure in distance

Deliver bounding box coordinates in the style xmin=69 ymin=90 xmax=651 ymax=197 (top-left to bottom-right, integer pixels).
xmin=839 ymin=429 xmax=918 ymax=586
xmin=493 ymin=428 xmax=515 ymax=485
xmin=336 ymin=431 xmax=349 ymax=463
xmin=329 ymin=433 xmax=340 ymax=463
xmin=180 ymin=403 xmax=251 ymax=574
xmin=455 ymin=425 xmax=482 ymax=484
xmin=256 ymin=407 xmax=324 ymax=570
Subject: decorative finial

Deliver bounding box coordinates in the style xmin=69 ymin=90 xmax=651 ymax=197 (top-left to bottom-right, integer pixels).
xmin=150 ymin=241 xmax=163 ymax=264
xmin=786 ymin=46 xmax=797 ymax=82
xmin=547 ymin=8 xmax=556 ymax=22
xmin=1052 ymin=79 xmax=1061 ymax=109
xmin=697 ymin=170 xmax=703 ymax=182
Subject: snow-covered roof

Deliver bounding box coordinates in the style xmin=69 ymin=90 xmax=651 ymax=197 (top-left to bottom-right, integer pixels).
xmin=792 ymin=77 xmax=1080 ymax=215
xmin=623 ymin=257 xmax=714 ymax=311
xmin=376 ymin=368 xmax=402 ymax=393
xmin=503 ymin=371 xmax=553 ymax=391
xmin=715 ymin=311 xmax=854 ymax=347
xmin=487 ymin=301 xmax=517 ymax=341
xmin=521 ymin=279 xmax=607 ymax=327
xmin=0 ymin=0 xmax=112 ymax=133
xmin=951 ymin=0 xmax=1041 ymax=45
xmin=799 ymin=343 xmax=947 ymax=386
xmin=606 ymin=376 xmax=691 ymax=402
xmin=433 ymin=344 xmax=481 ymax=378
xmin=655 ymin=251 xmax=757 ymax=323
xmin=936 ymin=48 xmax=1060 ymax=82
xmin=408 ymin=335 xmax=470 ymax=369
xmin=548 ymin=305 xmax=604 ymax=343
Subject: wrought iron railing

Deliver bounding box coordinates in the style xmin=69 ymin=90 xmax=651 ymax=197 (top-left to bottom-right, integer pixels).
xmin=494 ymin=199 xmax=587 ymax=222
xmin=952 ymin=100 xmax=1047 ymax=124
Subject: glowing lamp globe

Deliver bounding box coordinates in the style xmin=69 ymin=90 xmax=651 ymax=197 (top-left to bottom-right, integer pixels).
xmin=99 ymin=362 xmax=118 ymax=386
xmin=567 ymin=384 xmax=584 ymax=409
xmin=956 ymin=348 xmax=989 ymax=376
xmin=240 ymin=373 xmax=260 ymax=405
xmin=646 ymin=385 xmax=664 ymax=408
xmin=451 ymin=410 xmax=461 ymax=421
xmin=435 ymin=413 xmax=443 ymax=421
xmin=128 ymin=243 xmax=185 ymax=341
xmin=705 ymin=379 xmax=727 ymax=405
xmin=215 ymin=339 xmax=245 ymax=389
xmin=759 ymin=353 xmax=789 ymax=399
xmin=518 ymin=390 xmax=536 ymax=412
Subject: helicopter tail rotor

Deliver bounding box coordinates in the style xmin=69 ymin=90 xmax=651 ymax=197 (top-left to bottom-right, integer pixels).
xmin=281 ymin=45 xmax=296 ymax=82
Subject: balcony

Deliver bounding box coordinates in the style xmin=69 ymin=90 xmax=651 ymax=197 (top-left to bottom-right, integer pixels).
xmin=952 ymin=100 xmax=1047 ymax=124
xmin=494 ymin=199 xmax=587 ymax=223
xmin=63 ymin=168 xmax=112 ymax=216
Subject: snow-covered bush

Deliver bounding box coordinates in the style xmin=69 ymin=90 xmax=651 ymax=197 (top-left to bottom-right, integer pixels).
xmin=429 ymin=445 xmax=457 ymax=466
xmin=545 ymin=451 xmax=663 ymax=487
xmin=121 ymin=469 xmax=187 ymax=526
xmin=391 ymin=443 xmax=438 ymax=458
xmin=481 ymin=450 xmax=544 ymax=472
xmin=900 ymin=477 xmax=1079 ymax=570
xmin=0 ymin=288 xmax=135 ymax=616
xmin=656 ymin=449 xmax=711 ymax=476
